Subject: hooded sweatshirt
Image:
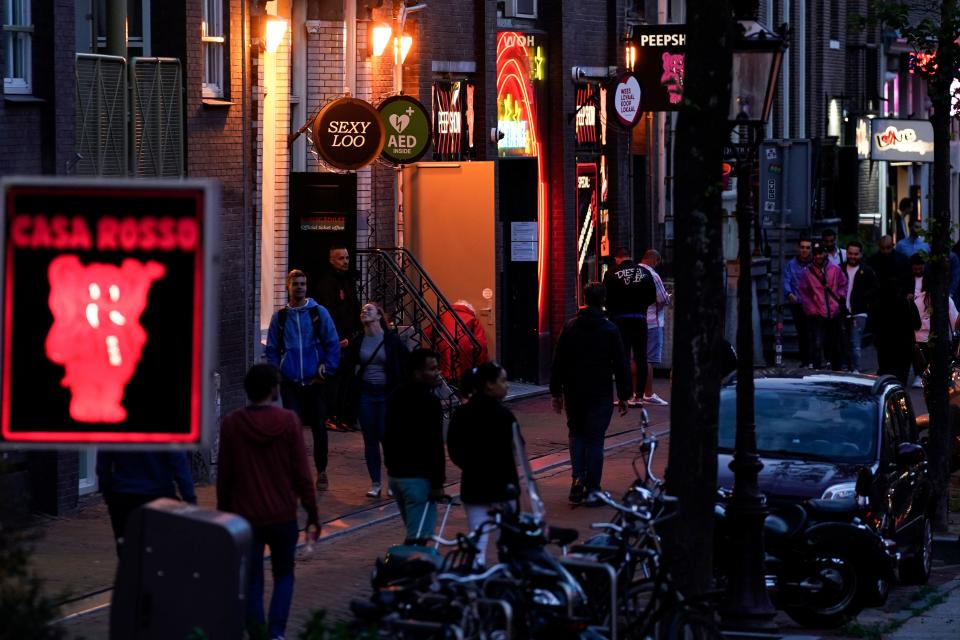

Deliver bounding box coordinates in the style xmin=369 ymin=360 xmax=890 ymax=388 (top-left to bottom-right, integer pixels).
xmin=265 ymin=298 xmax=341 ymax=384
xmin=216 ymin=404 xmax=318 ymax=527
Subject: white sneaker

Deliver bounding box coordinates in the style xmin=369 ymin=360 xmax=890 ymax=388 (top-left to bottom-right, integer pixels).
xmin=366 ymin=483 xmax=381 ymax=498
xmin=643 ymin=393 xmax=669 ymax=406
xmin=912 ymin=377 xmax=924 ymax=389
xmin=627 ymin=396 xmax=643 ymax=408
xmin=387 ymin=487 xmax=395 ymax=498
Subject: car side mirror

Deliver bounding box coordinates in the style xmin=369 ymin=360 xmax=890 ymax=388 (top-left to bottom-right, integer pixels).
xmin=896 ymin=442 xmax=926 ymax=467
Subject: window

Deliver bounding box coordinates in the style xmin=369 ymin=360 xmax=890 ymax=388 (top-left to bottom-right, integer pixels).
xmin=202 ymin=0 xmax=224 ymax=98
xmin=3 ymin=0 xmax=32 ymax=94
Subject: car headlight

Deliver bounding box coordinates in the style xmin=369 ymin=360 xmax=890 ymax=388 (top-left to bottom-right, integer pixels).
xmin=821 ymin=482 xmax=858 ymax=500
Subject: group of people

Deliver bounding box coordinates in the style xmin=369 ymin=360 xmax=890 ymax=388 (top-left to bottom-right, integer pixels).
xmin=782 ymin=216 xmax=960 ymax=384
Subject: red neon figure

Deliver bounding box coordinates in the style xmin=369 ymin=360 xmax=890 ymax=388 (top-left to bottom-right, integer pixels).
xmin=45 ymin=256 xmax=166 ymax=423
xmin=660 ymin=52 xmax=685 ymax=104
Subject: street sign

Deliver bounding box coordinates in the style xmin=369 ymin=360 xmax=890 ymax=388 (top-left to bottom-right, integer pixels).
xmin=378 ymin=95 xmax=432 ymax=164
xmin=311 ymin=97 xmax=386 ymax=170
xmin=611 ymin=73 xmax=642 ymax=128
xmin=0 ymin=178 xmax=219 ymax=448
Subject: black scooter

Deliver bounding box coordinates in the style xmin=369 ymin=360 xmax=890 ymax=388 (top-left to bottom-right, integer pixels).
xmin=714 ymin=493 xmax=898 ymax=628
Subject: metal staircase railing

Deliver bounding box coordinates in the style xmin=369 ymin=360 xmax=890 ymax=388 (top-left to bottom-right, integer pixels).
xmin=355 ymin=248 xmax=484 ymax=392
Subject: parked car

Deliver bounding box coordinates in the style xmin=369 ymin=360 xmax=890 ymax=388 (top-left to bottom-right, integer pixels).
xmin=717 ymin=370 xmax=934 ymax=584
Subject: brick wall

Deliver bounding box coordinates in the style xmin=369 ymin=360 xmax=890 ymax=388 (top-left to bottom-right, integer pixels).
xmin=184 ymin=0 xmax=253 ymax=414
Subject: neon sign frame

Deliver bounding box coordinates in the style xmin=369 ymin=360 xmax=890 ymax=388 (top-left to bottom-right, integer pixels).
xmin=497 ymin=31 xmax=548 ymax=332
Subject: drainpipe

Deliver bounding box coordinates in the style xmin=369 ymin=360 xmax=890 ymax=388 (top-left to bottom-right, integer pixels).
xmin=783 ymin=0 xmax=790 ymax=138
xmin=798 ymin=0 xmax=806 ymax=138
xmin=105 ymin=0 xmax=127 ymax=58
xmin=345 ymin=0 xmax=356 ymax=94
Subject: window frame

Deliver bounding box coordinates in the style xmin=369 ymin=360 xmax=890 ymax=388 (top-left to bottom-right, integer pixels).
xmin=202 ymin=0 xmax=225 ymax=98
xmin=3 ymin=0 xmax=33 ymax=95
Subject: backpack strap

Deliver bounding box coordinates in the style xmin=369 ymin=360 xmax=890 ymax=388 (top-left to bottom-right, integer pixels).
xmin=277 ymin=307 xmax=289 ymax=356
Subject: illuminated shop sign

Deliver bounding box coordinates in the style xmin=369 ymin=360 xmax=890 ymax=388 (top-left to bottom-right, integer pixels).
xmin=378 ymin=95 xmax=432 ymax=164
xmin=432 ymin=81 xmax=475 ymax=161
xmin=497 ymin=30 xmax=548 ymax=331
xmin=631 ymin=25 xmax=686 ymax=112
xmin=311 ymin=97 xmax=386 ymax=170
xmin=0 ymin=178 xmax=218 ymax=447
xmin=855 ymin=118 xmax=870 ymax=160
xmin=575 ymin=163 xmax=599 ymax=307
xmin=575 ymin=84 xmax=600 ymax=149
xmin=869 ymin=119 xmax=934 ymax=163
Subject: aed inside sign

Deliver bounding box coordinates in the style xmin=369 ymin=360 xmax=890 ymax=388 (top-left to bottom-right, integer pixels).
xmin=0 ymin=178 xmax=219 ymax=447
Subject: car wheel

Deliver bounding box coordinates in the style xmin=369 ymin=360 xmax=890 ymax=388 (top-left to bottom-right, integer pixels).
xmin=900 ymin=516 xmax=933 ymax=585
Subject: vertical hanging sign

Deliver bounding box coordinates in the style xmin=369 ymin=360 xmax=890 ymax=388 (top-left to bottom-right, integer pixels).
xmin=0 ymin=178 xmax=219 ymax=447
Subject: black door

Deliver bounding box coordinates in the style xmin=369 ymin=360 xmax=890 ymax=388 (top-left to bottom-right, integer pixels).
xmin=500 ymin=158 xmax=539 ymax=382
xmin=289 ymin=173 xmax=357 ymax=297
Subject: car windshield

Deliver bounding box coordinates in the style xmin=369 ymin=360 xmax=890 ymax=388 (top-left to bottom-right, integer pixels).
xmin=718 ymin=385 xmax=878 ymax=463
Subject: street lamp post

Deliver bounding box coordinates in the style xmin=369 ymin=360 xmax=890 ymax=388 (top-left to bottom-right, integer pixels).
xmin=721 ymin=15 xmax=785 ymax=633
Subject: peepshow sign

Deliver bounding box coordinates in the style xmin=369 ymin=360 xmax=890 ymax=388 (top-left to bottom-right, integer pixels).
xmin=0 ymin=178 xmax=219 ymax=447
xmin=311 ymin=97 xmax=386 ymax=170
xmin=632 ymin=25 xmax=686 ymax=112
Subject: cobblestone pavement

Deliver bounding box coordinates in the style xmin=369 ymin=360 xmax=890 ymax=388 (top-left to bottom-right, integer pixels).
xmin=58 ymin=388 xmax=672 ymax=638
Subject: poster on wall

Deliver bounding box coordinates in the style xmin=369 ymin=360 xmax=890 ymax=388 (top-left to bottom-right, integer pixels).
xmin=432 ymin=81 xmax=475 ymax=161
xmin=575 ymin=163 xmax=599 ymax=306
xmin=0 ymin=178 xmax=219 ymax=447
xmin=631 ymin=25 xmax=686 ymax=112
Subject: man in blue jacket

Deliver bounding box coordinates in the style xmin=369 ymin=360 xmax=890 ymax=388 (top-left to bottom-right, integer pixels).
xmin=266 ymin=269 xmax=341 ymax=491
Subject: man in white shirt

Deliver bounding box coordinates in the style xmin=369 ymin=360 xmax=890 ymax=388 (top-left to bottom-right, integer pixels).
xmin=639 ymin=250 xmax=671 ymax=406
xmin=822 ymin=228 xmax=846 ymax=267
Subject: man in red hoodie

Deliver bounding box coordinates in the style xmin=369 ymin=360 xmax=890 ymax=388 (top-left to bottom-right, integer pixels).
xmin=217 ymin=363 xmax=320 ymax=640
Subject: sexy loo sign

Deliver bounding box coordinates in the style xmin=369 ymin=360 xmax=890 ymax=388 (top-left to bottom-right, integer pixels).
xmin=0 ymin=178 xmax=219 ymax=447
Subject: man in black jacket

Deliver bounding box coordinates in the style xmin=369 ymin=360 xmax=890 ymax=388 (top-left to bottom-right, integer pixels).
xmin=842 ymin=241 xmax=879 ymax=373
xmin=383 ymin=348 xmax=446 ymax=543
xmin=601 ymin=247 xmax=657 ymax=406
xmin=868 ymin=235 xmax=911 ymax=295
xmin=550 ymin=282 xmax=631 ymax=506
xmin=315 ymin=245 xmax=362 ymax=430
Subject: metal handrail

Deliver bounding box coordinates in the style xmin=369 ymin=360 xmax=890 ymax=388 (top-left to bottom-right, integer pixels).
xmin=356 ymin=247 xmax=483 ymax=380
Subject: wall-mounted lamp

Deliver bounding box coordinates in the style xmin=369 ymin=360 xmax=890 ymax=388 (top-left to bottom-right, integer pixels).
xmin=265 ymin=17 xmax=287 ymax=53
xmin=624 ymin=42 xmax=637 ymax=72
xmin=396 ymin=33 xmax=413 ymax=64
xmin=371 ymin=21 xmax=392 ymax=57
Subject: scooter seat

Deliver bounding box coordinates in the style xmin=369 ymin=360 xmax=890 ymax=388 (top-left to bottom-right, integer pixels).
xmin=764 ymin=503 xmax=807 ymax=540
xmin=548 ymin=526 xmax=579 ymax=547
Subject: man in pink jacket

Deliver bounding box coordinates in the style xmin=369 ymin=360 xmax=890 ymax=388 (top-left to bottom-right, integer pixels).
xmin=799 ymin=243 xmax=848 ymax=370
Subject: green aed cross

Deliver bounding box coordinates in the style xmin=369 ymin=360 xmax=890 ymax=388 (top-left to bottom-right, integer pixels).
xmin=378 ymin=95 xmax=432 ymax=164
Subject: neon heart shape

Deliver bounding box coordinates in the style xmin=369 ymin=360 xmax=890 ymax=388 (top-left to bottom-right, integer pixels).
xmin=389 ymin=114 xmax=410 ymax=133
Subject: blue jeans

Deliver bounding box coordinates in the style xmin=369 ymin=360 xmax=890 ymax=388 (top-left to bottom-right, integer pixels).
xmin=566 ymin=401 xmax=612 ymax=491
xmin=847 ymin=315 xmax=867 ymax=372
xmin=247 ymin=520 xmax=299 ymax=639
xmin=388 ymin=477 xmax=436 ymax=543
xmin=358 ymin=384 xmax=387 ymax=483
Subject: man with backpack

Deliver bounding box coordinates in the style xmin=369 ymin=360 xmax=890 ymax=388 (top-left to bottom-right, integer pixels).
xmin=266 ymin=269 xmax=341 ymax=491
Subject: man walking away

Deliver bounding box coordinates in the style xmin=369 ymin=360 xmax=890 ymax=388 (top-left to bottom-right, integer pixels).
xmin=266 ymin=269 xmax=341 ymax=491
xmin=798 ymin=243 xmax=848 ymax=370
xmin=639 ymin=249 xmax=671 ymax=405
xmin=869 ymin=235 xmax=911 ymax=297
xmin=842 ymin=241 xmax=879 ymax=373
xmin=96 ymin=451 xmax=197 ymax=554
xmin=872 ymin=285 xmax=921 ymax=385
xmin=217 ymin=363 xmax=320 ymax=640
xmin=383 ymin=348 xmax=446 ymax=544
xmin=550 ymin=282 xmax=631 ymax=506
xmin=315 ymin=245 xmax=362 ymax=431
xmin=602 ymin=247 xmax=656 ymax=406
xmin=783 ymin=237 xmax=814 ymax=367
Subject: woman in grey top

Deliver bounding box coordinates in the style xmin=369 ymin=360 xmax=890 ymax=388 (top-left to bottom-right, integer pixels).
xmin=346 ymin=302 xmax=409 ymax=497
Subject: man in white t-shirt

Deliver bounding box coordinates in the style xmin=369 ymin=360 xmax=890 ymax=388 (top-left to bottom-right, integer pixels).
xmin=639 ymin=250 xmax=671 ymax=406
xmin=842 ymin=241 xmax=878 ymax=373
